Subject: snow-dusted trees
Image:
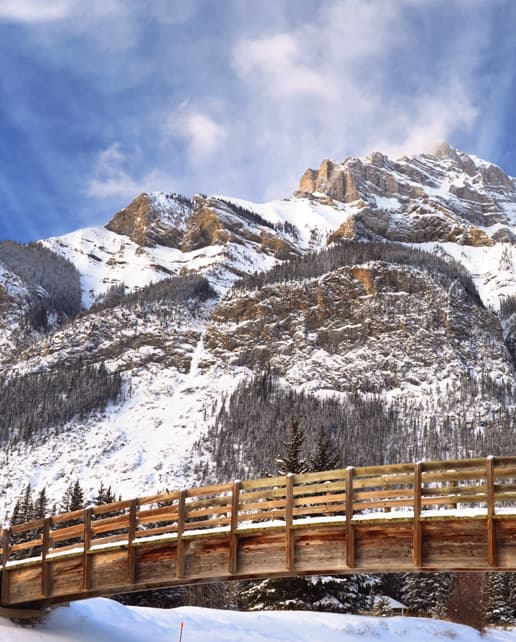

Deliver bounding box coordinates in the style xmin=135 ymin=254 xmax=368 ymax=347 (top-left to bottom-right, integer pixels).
xmin=0 ymin=362 xmax=123 ymax=445
xmin=0 ymin=240 xmax=82 ymax=324
xmin=402 ymin=572 xmax=453 ymax=619
xmin=276 ymin=417 xmax=307 ymax=475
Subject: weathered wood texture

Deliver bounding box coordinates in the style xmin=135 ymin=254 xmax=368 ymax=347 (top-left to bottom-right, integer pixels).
xmin=2 ymin=456 xmax=516 ymax=608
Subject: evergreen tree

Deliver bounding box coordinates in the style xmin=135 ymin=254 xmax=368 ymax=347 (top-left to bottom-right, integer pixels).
xmin=309 ymin=427 xmax=340 ymax=472
xmin=34 ymin=487 xmax=48 ymax=519
xmin=402 ymin=572 xmax=453 ymax=618
xmin=483 ymin=573 xmax=513 ymax=624
xmin=94 ymin=481 xmax=116 ymax=506
xmin=276 ymin=417 xmax=306 ymax=475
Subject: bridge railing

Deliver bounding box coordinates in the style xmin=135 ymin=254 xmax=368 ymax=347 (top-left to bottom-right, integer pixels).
xmin=2 ymin=456 xmax=516 ymax=568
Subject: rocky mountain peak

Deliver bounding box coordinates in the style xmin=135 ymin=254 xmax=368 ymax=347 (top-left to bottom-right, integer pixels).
xmin=105 ymin=192 xmax=193 ymax=248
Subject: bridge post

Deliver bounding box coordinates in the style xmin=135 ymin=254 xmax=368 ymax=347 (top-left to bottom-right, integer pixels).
xmin=127 ymin=499 xmax=138 ymax=585
xmin=345 ymin=467 xmax=355 ymax=568
xmin=486 ymin=456 xmax=496 ymax=567
xmin=1 ymin=528 xmax=10 ymax=606
xmin=176 ymin=490 xmax=186 ymax=579
xmin=413 ymin=461 xmax=422 ymax=568
xmin=228 ymin=480 xmax=240 ymax=574
xmin=285 ymin=474 xmax=295 ymax=572
xmin=41 ymin=518 xmax=50 ymax=597
xmin=82 ymin=508 xmax=92 ymax=591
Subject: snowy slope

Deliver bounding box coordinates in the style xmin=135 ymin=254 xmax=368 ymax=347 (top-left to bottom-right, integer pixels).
xmin=1 ymin=144 xmax=516 ymax=524
xmin=1 ymin=599 xmax=515 ymax=642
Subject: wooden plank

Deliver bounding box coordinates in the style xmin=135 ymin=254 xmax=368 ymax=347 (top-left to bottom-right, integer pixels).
xmin=10 ymin=538 xmax=44 ymax=553
xmin=49 ymin=523 xmax=85 ymax=543
xmin=10 ymin=518 xmax=44 ymax=536
xmin=138 ymin=489 xmax=181 ymax=506
xmin=51 ymin=508 xmax=85 ymax=525
xmin=238 ymin=487 xmax=288 ymax=504
xmin=134 ymin=524 xmax=179 ymax=540
xmin=487 ymin=457 xmax=496 ymax=567
xmin=238 ymin=497 xmax=287 ymax=513
xmin=91 ymin=499 xmax=133 ymax=515
xmin=228 ymin=481 xmax=240 ymax=574
xmin=346 ymin=467 xmax=355 ymax=568
xmin=241 ymin=475 xmax=286 ymax=490
xmin=83 ymin=508 xmax=92 ymax=591
xmin=293 ymin=469 xmax=346 ymax=484
xmin=285 ymin=475 xmax=294 ymax=572
xmin=176 ymin=490 xmax=186 ymax=579
xmin=292 ymin=480 xmax=347 ymax=496
xmin=185 ymin=482 xmax=232 ymax=498
xmin=352 ymin=473 xmax=415 ymax=489
xmin=413 ymin=462 xmax=422 ymax=568
xmin=89 ymin=514 xmax=130 ymax=537
xmin=41 ymin=518 xmax=50 ymax=597
xmin=127 ymin=499 xmax=137 ymax=585
xmin=353 ymin=462 xmax=415 ymax=476
xmin=1 ymin=528 xmax=10 ymax=606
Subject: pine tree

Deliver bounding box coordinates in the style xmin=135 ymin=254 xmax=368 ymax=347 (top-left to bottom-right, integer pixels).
xmin=276 ymin=417 xmax=306 ymax=475
xmin=483 ymin=573 xmax=513 ymax=624
xmin=94 ymin=481 xmax=116 ymax=506
xmin=402 ymin=572 xmax=453 ymax=618
xmin=34 ymin=487 xmax=48 ymax=519
xmin=309 ymin=427 xmax=340 ymax=472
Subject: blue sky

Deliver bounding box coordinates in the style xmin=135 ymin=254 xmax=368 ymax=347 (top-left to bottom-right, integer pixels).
xmin=0 ymin=0 xmax=515 ymax=242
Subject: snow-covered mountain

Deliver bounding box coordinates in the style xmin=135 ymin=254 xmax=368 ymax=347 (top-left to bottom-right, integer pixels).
xmin=1 ymin=143 xmax=515 ymax=521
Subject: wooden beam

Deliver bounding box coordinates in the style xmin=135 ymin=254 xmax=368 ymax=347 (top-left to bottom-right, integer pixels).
xmin=285 ymin=474 xmax=294 ymax=572
xmin=413 ymin=462 xmax=422 ymax=568
xmin=228 ymin=481 xmax=240 ymax=575
xmin=41 ymin=518 xmax=50 ymax=597
xmin=83 ymin=508 xmax=92 ymax=591
xmin=127 ymin=500 xmax=137 ymax=585
xmin=1 ymin=528 xmax=10 ymax=606
xmin=486 ymin=456 xmax=496 ymax=567
xmin=176 ymin=490 xmax=186 ymax=579
xmin=346 ymin=467 xmax=355 ymax=568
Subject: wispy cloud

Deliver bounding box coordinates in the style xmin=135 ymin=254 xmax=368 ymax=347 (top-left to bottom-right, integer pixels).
xmin=0 ymin=0 xmax=76 ymax=22
xmin=168 ymin=107 xmax=227 ymax=162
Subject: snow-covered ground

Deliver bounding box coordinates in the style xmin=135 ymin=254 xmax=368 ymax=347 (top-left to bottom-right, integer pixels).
xmin=0 ymin=599 xmax=514 ymax=642
xmin=0 ymin=598 xmax=516 ymax=642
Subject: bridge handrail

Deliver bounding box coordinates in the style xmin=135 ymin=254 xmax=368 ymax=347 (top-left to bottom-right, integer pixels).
xmin=2 ymin=456 xmax=516 ymax=568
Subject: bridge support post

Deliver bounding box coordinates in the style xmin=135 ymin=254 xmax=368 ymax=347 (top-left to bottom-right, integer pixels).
xmin=486 ymin=456 xmax=496 ymax=567
xmin=345 ymin=467 xmax=355 ymax=568
xmin=176 ymin=490 xmax=186 ymax=579
xmin=1 ymin=528 xmax=10 ymax=606
xmin=285 ymin=474 xmax=294 ymax=572
xmin=228 ymin=481 xmax=240 ymax=574
xmin=127 ymin=500 xmax=138 ymax=585
xmin=41 ymin=518 xmax=50 ymax=597
xmin=83 ymin=508 xmax=92 ymax=591
xmin=413 ymin=462 xmax=422 ymax=568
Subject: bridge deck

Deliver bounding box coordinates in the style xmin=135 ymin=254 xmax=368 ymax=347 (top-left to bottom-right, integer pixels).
xmin=2 ymin=456 xmax=516 ymax=609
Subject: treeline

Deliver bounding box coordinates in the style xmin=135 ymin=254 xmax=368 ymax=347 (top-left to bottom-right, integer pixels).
xmin=198 ymin=374 xmax=516 ymax=483
xmin=0 ymin=241 xmax=82 ymax=326
xmin=0 ymin=362 xmax=123 ymax=445
xmin=89 ymin=274 xmax=216 ymax=313
xmin=235 ymin=240 xmax=481 ymax=306
xmin=216 ymin=198 xmax=275 ymax=230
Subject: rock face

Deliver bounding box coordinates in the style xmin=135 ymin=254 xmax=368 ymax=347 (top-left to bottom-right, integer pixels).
xmin=105 ymin=193 xmax=193 ymax=248
xmin=1 ymin=143 xmax=516 ymax=522
xmin=297 ymin=144 xmax=516 ymax=247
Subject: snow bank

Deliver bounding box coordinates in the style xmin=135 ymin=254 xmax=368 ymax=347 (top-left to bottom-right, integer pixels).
xmin=0 ymin=598 xmax=515 ymax=642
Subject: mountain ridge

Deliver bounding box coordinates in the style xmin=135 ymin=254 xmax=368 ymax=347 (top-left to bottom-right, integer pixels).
xmin=0 ymin=143 xmax=515 ymax=523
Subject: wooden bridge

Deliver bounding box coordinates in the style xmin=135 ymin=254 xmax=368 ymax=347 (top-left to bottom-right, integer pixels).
xmin=2 ymin=456 xmax=516 ymax=612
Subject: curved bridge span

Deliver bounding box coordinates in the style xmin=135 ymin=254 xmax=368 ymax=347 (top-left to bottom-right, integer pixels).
xmin=2 ymin=456 xmax=516 ymax=610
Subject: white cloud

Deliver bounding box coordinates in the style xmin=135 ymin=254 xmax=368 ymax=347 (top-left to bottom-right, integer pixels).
xmin=86 ymin=143 xmax=176 ymax=200
xmin=168 ymin=108 xmax=227 ymax=162
xmin=0 ymin=0 xmax=76 ymax=22
xmin=233 ymin=33 xmax=334 ymax=100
